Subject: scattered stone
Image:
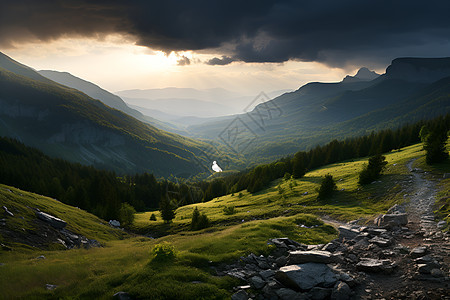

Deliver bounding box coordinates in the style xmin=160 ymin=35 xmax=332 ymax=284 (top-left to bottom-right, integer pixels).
xmin=2 ymin=206 xmax=14 ymax=217
xmin=109 ymin=220 xmax=121 ymax=227
xmin=331 ymin=281 xmax=351 ymax=300
xmin=0 ymin=263 xmax=4 ymax=266
xmin=436 ymin=220 xmax=446 ymax=229
xmin=231 ymin=290 xmax=249 ymax=300
xmin=36 ymin=212 xmax=66 ymax=229
xmin=275 ymin=256 xmax=287 ymax=267
xmin=338 ymin=226 xmax=360 ymax=241
xmin=410 ymin=246 xmax=427 ymax=258
xmin=368 ymin=236 xmax=391 ymax=247
xmin=386 ymin=204 xmax=405 ymax=214
xmin=417 ymin=262 xmax=440 ymax=274
xmin=113 ymin=291 xmax=132 ymax=300
xmin=45 ymin=284 xmax=57 ymax=290
xmin=259 ymin=269 xmax=275 ymax=280
xmin=36 ymin=255 xmax=46 ymax=259
xmin=275 ymin=263 xmax=338 ymax=291
xmin=287 ymin=250 xmax=335 ymax=264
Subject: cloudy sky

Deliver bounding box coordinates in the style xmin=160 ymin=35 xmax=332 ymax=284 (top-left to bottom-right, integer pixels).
xmin=1 ymin=0 xmax=450 ymax=95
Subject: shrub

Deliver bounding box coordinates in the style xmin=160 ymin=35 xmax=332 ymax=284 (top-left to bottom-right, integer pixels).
xmin=191 ymin=207 xmax=210 ymax=230
xmin=358 ymin=154 xmax=388 ymax=185
xmin=151 ymin=243 xmax=176 ymax=262
xmin=118 ymin=202 xmax=136 ymax=227
xmin=223 ymin=205 xmax=237 ymax=215
xmin=238 ymin=193 xmax=243 ymax=198
xmin=149 ymin=213 xmax=157 ymax=221
xmin=283 ymin=172 xmax=291 ymax=181
xmin=317 ymin=174 xmax=337 ymax=199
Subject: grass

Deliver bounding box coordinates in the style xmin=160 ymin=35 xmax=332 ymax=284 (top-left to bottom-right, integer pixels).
xmin=2 ymin=141 xmax=450 ymax=298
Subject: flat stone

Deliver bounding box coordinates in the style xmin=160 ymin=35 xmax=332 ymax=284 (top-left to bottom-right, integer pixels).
xmin=36 ymin=212 xmax=66 ymax=229
xmin=356 ymin=258 xmax=395 ymax=273
xmin=288 ymin=250 xmax=335 ymax=264
xmin=45 ymin=284 xmax=57 ymax=290
xmin=249 ymin=276 xmax=265 ymax=289
xmin=260 ymin=269 xmax=275 ymax=280
xmin=410 ymin=246 xmax=427 ymax=258
xmin=387 ymin=204 xmax=406 ymax=214
xmin=368 ymin=236 xmax=391 ymax=247
xmin=36 ymin=255 xmax=46 ymax=259
xmin=275 ymin=263 xmax=338 ymax=291
xmin=437 ymin=220 xmax=446 ymax=229
xmin=309 ymin=287 xmax=332 ymax=300
xmin=418 ymin=262 xmax=440 ymax=274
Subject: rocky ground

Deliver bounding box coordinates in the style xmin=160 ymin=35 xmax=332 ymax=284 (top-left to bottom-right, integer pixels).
xmin=221 ymin=160 xmax=450 ymax=300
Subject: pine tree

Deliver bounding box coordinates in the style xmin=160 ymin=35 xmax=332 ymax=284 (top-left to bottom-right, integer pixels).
xmin=318 ymin=174 xmax=337 ymax=199
xmin=292 ymin=152 xmax=306 ymax=178
xmin=159 ymin=197 xmax=176 ymax=223
xmin=420 ymin=125 xmax=449 ymax=164
xmin=358 ymin=154 xmax=388 ymax=184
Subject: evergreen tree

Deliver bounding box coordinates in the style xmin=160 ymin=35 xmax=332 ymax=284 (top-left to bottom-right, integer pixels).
xmin=292 ymin=152 xmax=306 ymax=178
xmin=420 ymin=125 xmax=449 ymax=164
xmin=318 ymin=174 xmax=337 ymax=199
xmin=358 ymin=154 xmax=388 ymax=184
xmin=159 ymin=197 xmax=176 ymax=223
xmin=118 ymin=202 xmax=136 ymax=227
xmin=191 ymin=207 xmax=210 ymax=230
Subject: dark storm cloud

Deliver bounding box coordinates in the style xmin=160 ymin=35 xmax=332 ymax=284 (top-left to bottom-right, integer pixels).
xmin=1 ymin=0 xmax=450 ymax=68
xmin=177 ymin=55 xmax=191 ymax=66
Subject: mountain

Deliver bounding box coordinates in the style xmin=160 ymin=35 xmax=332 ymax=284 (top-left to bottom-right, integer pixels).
xmin=342 ymin=67 xmax=380 ymax=83
xmin=187 ymin=57 xmax=450 ymax=160
xmin=0 ymin=52 xmax=224 ymax=176
xmin=37 ymin=70 xmax=184 ymax=134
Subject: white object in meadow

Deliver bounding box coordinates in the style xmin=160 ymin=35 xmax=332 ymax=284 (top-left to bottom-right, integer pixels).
xmin=212 ymin=161 xmax=223 ymax=172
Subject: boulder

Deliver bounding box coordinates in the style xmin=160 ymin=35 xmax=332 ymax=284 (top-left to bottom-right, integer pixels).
xmin=275 ymin=263 xmax=338 ymax=291
xmin=287 ymin=250 xmax=335 ymax=264
xmin=386 ymin=204 xmax=406 ymax=214
xmin=275 ymin=288 xmax=299 ymax=300
xmin=109 ymin=220 xmax=121 ymax=227
xmin=309 ymin=287 xmax=332 ymax=300
xmin=331 ymin=281 xmax=351 ymax=300
xmin=338 ymin=226 xmax=360 ymax=241
xmin=259 ymin=269 xmax=275 ymax=280
xmin=249 ymin=275 xmax=265 ymax=289
xmin=368 ymin=236 xmax=391 ymax=247
xmin=36 ymin=212 xmax=66 ymax=229
xmin=417 ymin=262 xmax=440 ymax=274
xmin=376 ymin=213 xmax=408 ymax=228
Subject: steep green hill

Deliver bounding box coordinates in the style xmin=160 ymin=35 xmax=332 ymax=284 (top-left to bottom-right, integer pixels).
xmin=0 ymin=53 xmax=226 ymax=176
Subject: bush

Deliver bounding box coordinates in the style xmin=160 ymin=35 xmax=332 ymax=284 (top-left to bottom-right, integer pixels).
xmin=358 ymin=154 xmax=388 ymax=185
xmin=223 ymin=206 xmax=237 ymax=215
xmin=149 ymin=213 xmax=157 ymax=221
xmin=191 ymin=207 xmax=210 ymax=230
xmin=151 ymin=243 xmax=176 ymax=262
xmin=118 ymin=203 xmax=136 ymax=227
xmin=283 ymin=172 xmax=291 ymax=181
xmin=317 ymin=174 xmax=336 ymax=199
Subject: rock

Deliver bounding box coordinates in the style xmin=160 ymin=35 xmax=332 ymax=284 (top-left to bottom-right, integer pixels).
xmin=226 ymin=269 xmax=248 ymax=281
xmin=249 ymin=276 xmax=266 ymax=289
xmin=1 ymin=243 xmax=13 ymax=251
xmin=417 ymin=262 xmax=440 ymax=274
xmin=322 ymin=241 xmax=340 ymax=253
xmin=443 ymin=173 xmax=450 ymax=179
xmin=309 ymin=287 xmax=332 ymax=300
xmin=109 ymin=220 xmax=121 ymax=227
xmin=437 ymin=220 xmax=446 ymax=229
xmin=287 ymin=250 xmax=335 ymax=264
xmin=376 ymin=213 xmax=408 ymax=228
xmin=368 ymin=236 xmax=391 ymax=247
xmin=431 ymin=268 xmax=444 ymax=277
xmin=338 ymin=226 xmax=360 ymax=241
xmin=2 ymin=206 xmax=14 ymax=217
xmin=275 ymin=255 xmax=288 ymax=267
xmin=356 ymin=258 xmax=396 ymax=273
xmin=36 ymin=212 xmax=66 ymax=229
xmin=36 ymin=255 xmax=46 ymax=259
xmin=331 ymin=281 xmax=351 ymax=300
xmin=338 ymin=273 xmax=356 ymax=288
xmin=386 ymin=204 xmax=405 ymax=214
xmin=410 ymin=246 xmax=427 ymax=258
xmin=259 ymin=269 xmax=275 ymax=280
xmin=45 ymin=284 xmax=57 ymax=290
xmin=275 ymin=263 xmax=338 ymax=291
xmin=113 ymin=291 xmax=132 ymax=300
xmin=275 ymin=288 xmax=299 ymax=300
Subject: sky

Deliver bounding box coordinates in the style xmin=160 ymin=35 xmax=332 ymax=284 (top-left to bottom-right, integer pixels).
xmin=1 ymin=0 xmax=450 ymax=95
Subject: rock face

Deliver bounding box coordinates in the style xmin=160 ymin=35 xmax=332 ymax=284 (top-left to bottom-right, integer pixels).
xmin=275 ymin=263 xmax=338 ymax=291
xmin=36 ymin=212 xmax=67 ymax=229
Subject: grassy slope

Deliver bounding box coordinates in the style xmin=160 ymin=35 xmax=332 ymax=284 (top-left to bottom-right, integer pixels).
xmin=1 ymin=142 xmax=449 ymax=299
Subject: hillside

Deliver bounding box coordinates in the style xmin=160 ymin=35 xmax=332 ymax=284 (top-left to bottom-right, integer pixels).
xmin=1 ymin=140 xmax=448 ymax=299
xmin=0 ymin=52 xmax=227 ymax=176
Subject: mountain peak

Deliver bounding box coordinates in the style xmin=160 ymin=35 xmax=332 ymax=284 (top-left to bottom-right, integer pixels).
xmin=342 ymin=67 xmax=380 ymax=83
xmin=385 ymin=57 xmax=450 ymax=83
